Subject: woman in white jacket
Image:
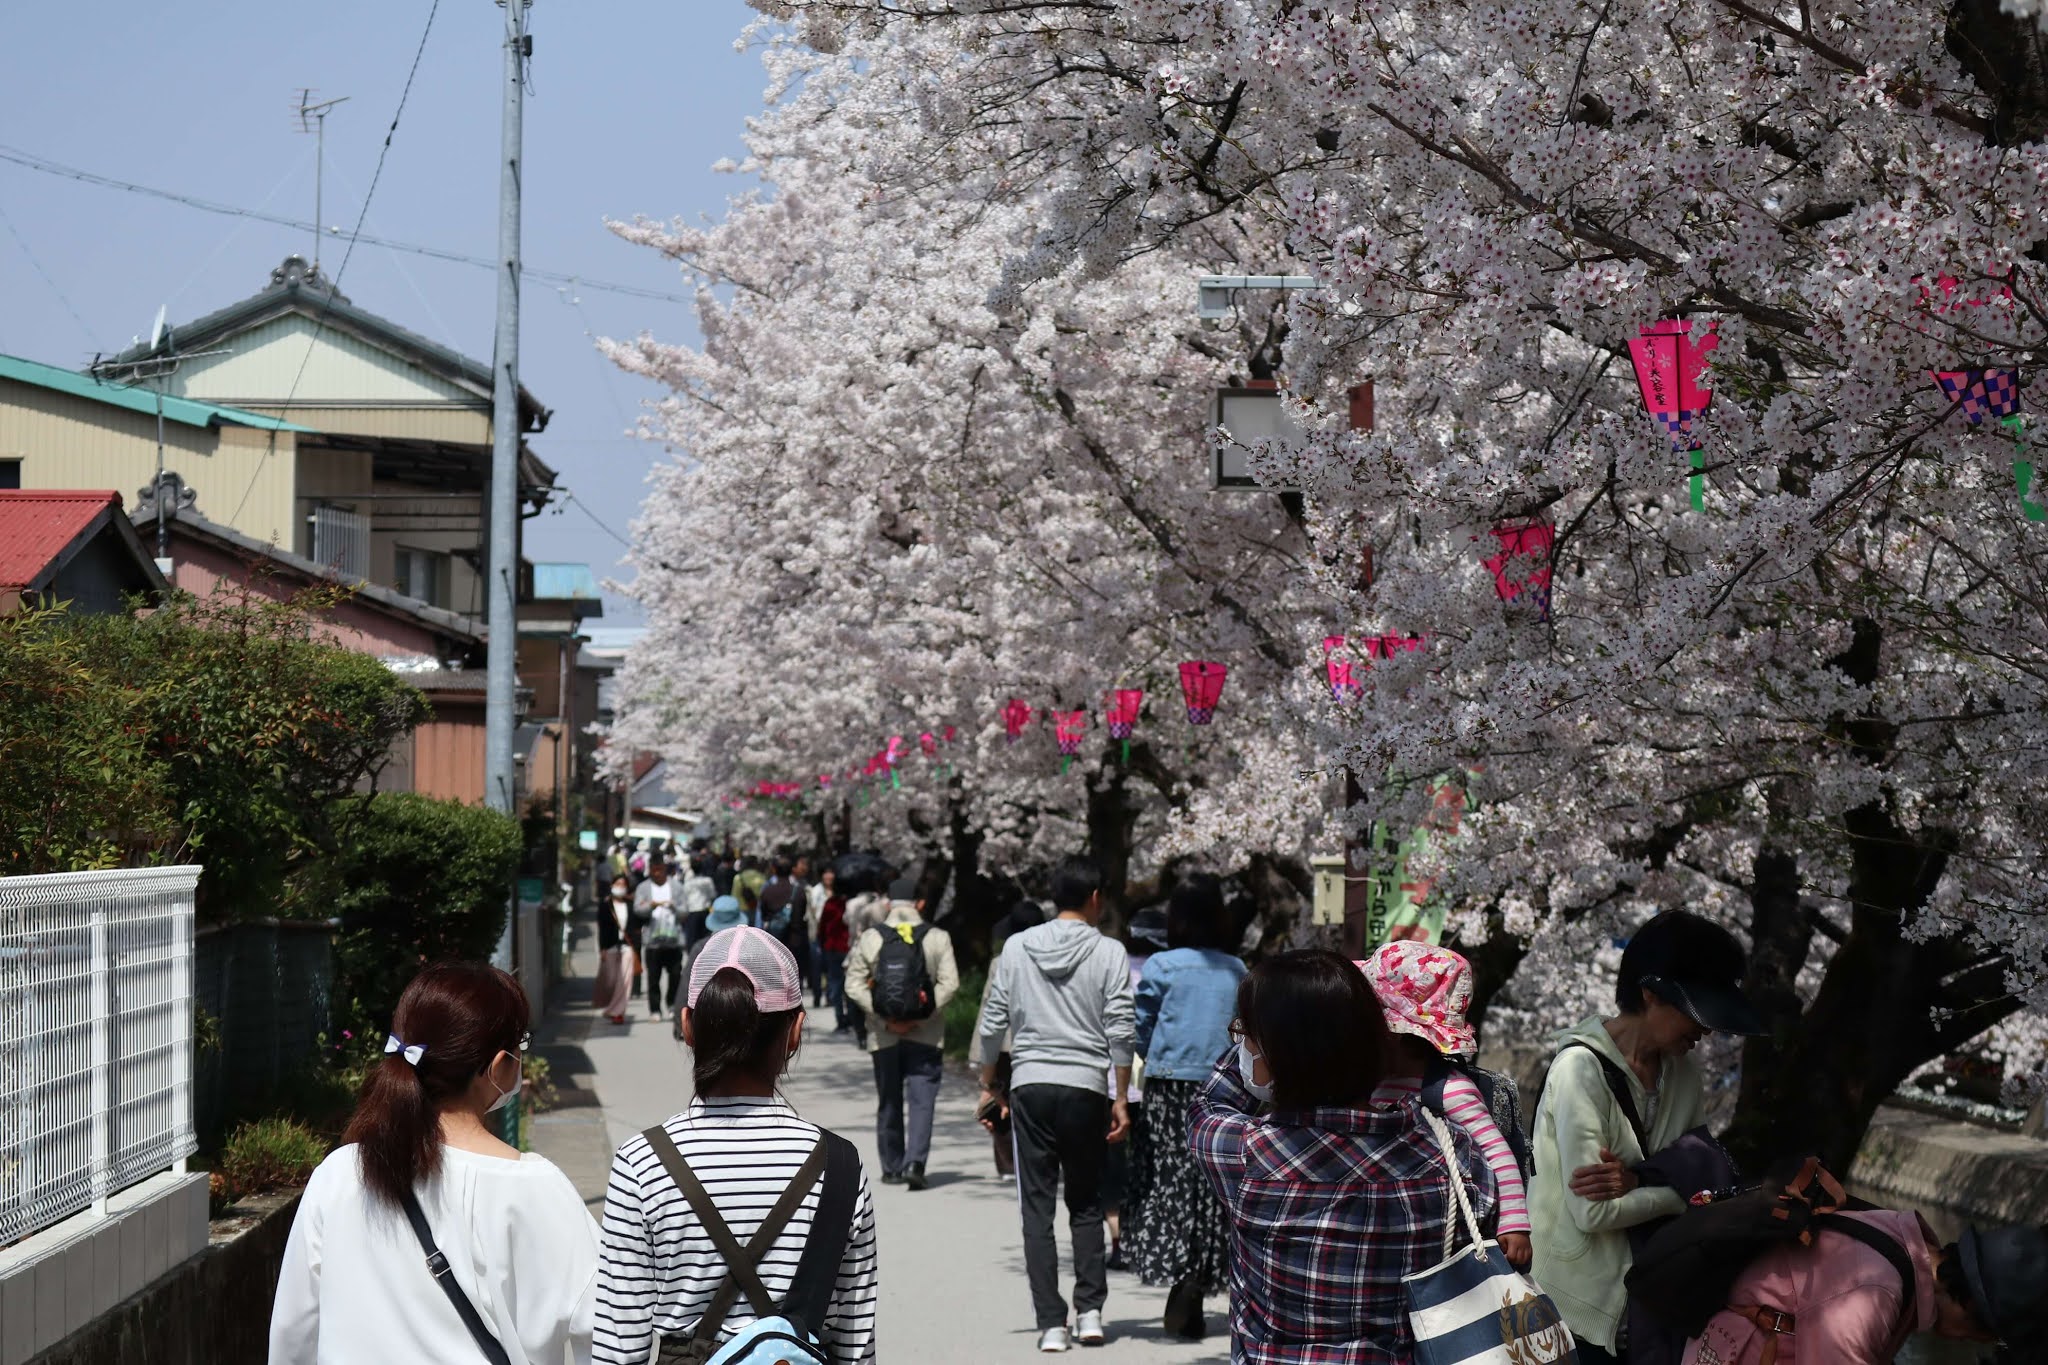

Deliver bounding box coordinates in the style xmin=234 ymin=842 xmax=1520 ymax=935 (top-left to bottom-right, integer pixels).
xmin=269 ymin=962 xmax=599 ymax=1364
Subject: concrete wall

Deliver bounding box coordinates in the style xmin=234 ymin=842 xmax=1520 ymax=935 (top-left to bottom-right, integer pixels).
xmin=16 ymin=1188 xmax=298 ymax=1365
xmin=0 ymin=1173 xmax=210 ymax=1365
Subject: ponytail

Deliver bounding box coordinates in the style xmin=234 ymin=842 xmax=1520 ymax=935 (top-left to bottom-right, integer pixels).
xmin=343 ymin=962 xmax=528 ymax=1206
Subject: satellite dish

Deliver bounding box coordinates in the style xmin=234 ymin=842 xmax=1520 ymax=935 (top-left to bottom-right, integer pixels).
xmin=149 ymin=305 xmax=167 ymax=350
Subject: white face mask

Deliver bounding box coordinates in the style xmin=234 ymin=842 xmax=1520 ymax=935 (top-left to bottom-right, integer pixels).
xmin=1237 ymin=1038 xmax=1275 ymax=1104
xmin=486 ymin=1054 xmax=519 ymax=1114
xmin=611 ymin=886 xmax=629 ymax=900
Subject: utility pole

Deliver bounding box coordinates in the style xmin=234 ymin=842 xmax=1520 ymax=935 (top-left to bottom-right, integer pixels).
xmin=486 ymin=0 xmax=531 ymax=972
xmin=90 ymin=319 xmax=228 ymax=568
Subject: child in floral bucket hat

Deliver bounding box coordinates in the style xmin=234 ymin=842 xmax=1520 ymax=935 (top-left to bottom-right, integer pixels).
xmin=1360 ymin=941 xmax=1534 ymax=1268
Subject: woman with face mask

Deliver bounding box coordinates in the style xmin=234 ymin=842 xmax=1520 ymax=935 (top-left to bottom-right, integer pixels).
xmin=1188 ymin=948 xmax=1497 ymax=1364
xmin=269 ymin=962 xmax=599 ymax=1364
xmin=594 ymin=875 xmax=639 ymax=1025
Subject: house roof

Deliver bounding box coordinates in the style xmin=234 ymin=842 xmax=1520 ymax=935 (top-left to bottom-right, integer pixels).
xmin=147 ymin=502 xmax=485 ymax=649
xmin=0 ymin=353 xmax=311 ymax=434
xmin=0 ymin=490 xmax=167 ymax=595
xmin=108 ymin=256 xmax=551 ymax=434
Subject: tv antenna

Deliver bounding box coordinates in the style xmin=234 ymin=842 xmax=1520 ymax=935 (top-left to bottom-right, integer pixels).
xmin=293 ymin=89 xmax=350 ymax=269
xmin=89 ymin=313 xmax=231 ymax=566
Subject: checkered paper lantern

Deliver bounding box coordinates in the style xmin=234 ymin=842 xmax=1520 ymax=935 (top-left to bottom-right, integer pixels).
xmin=1932 ymin=369 xmax=2021 ymax=424
xmin=1362 ymin=633 xmax=1425 ymax=660
xmin=1178 ymin=661 xmax=1228 ymax=725
xmin=1484 ymin=521 xmax=1555 ymax=620
xmin=1629 ymin=319 xmax=1718 ymax=511
xmin=1003 ymin=697 xmax=1034 ymax=744
xmin=1931 ymin=369 xmax=2043 ymax=521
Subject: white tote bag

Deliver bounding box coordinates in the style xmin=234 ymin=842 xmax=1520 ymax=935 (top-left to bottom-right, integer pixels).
xmin=1402 ymin=1108 xmax=1579 ymax=1365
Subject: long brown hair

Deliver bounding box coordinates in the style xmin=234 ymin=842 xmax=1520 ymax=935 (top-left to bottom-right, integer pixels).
xmin=344 ymin=961 xmax=529 ymax=1205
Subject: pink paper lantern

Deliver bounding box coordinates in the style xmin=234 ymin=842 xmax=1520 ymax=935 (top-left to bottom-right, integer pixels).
xmin=1053 ymin=710 xmax=1088 ymax=756
xmin=920 ymin=731 xmax=938 ymax=758
xmin=1630 ymin=319 xmax=1718 ymax=511
xmin=1361 ymin=633 xmax=1425 ymax=659
xmin=1105 ymin=688 xmax=1145 ymax=740
xmin=1485 ymin=521 xmax=1554 ymax=619
xmin=1324 ymin=634 xmax=1362 ymax=702
xmin=1178 ymin=661 xmax=1229 ymax=725
xmin=1003 ymin=697 xmax=1034 ymax=743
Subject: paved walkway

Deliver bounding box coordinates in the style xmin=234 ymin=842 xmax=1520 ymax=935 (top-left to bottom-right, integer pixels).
xmin=530 ymin=929 xmax=1231 ymax=1364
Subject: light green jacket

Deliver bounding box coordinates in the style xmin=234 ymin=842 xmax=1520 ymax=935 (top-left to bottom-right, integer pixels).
xmin=844 ymin=904 xmax=959 ymax=1054
xmin=1528 ymin=1016 xmax=1703 ymax=1352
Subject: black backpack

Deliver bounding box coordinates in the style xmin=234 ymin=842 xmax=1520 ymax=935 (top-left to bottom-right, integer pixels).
xmin=870 ymin=923 xmax=936 ymax=1021
xmin=1423 ymin=1056 xmax=1533 ymax=1178
xmin=1625 ymin=1158 xmax=1917 ymax=1339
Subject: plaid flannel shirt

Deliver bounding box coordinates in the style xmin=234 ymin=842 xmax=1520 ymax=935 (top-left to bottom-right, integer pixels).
xmin=1190 ymin=1052 xmax=1498 ymax=1364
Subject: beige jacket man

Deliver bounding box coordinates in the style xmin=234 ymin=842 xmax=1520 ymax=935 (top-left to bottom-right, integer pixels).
xmin=845 ymin=898 xmax=959 ymax=1053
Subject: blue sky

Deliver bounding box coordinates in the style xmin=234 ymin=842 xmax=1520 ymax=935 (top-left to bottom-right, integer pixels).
xmin=0 ymin=0 xmax=768 ymax=624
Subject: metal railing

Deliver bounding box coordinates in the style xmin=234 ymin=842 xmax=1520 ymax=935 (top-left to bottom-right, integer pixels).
xmin=309 ymin=503 xmax=371 ymax=581
xmin=0 ymin=867 xmax=200 ymax=1246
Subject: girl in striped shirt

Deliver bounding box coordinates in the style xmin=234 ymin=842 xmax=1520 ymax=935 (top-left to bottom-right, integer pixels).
xmin=592 ymin=926 xmax=879 ymax=1365
xmin=1361 ymin=941 xmax=1533 ymax=1268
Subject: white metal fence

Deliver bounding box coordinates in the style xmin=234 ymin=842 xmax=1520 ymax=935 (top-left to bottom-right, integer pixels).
xmin=0 ymin=866 xmax=200 ymax=1246
xmin=309 ymin=503 xmax=371 ymax=581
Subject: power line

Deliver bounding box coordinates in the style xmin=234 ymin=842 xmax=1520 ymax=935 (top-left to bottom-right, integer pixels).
xmin=0 ymin=143 xmax=694 ymax=306
xmin=230 ymin=0 xmax=442 ymax=527
xmin=0 ymin=199 xmax=97 ymax=349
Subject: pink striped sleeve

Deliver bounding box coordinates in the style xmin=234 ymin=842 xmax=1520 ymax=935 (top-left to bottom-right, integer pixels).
xmin=1440 ymin=1074 xmax=1529 ymax=1234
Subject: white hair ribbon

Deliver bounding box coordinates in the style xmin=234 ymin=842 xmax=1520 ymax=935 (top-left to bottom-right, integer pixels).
xmin=383 ymin=1034 xmax=426 ymax=1066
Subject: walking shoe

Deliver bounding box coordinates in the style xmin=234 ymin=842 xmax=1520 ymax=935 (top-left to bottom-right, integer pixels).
xmin=1036 ymin=1327 xmax=1071 ymax=1353
xmin=904 ymin=1162 xmax=928 ymax=1191
xmin=881 ymin=1170 xmax=906 ymax=1186
xmin=1163 ymin=1277 xmax=1205 ymax=1341
xmin=1105 ymin=1244 xmax=1129 ymax=1272
xmin=1073 ymin=1311 xmax=1105 ymax=1346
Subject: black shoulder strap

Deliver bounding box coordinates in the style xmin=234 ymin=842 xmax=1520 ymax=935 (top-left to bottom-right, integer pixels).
xmin=1420 ymin=1055 xmax=1452 ymax=1117
xmin=1816 ymin=1214 xmax=1918 ymax=1335
xmin=778 ymin=1130 xmax=861 ymax=1338
xmin=642 ymin=1124 xmax=826 ymax=1344
xmin=1559 ymin=1040 xmax=1650 ymax=1154
xmin=399 ymin=1190 xmax=512 ymax=1365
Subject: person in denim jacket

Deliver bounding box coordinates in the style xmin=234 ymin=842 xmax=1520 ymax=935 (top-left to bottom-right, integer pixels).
xmin=1125 ymin=875 xmax=1247 ymax=1341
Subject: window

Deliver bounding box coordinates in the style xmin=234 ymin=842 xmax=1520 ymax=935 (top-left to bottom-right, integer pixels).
xmin=0 ymin=460 xmax=19 ymax=490
xmin=394 ymin=547 xmax=446 ymax=607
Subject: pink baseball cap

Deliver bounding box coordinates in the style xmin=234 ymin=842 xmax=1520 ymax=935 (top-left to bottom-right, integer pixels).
xmin=686 ymin=926 xmax=805 ymax=1013
xmin=1359 ymin=941 xmax=1478 ymax=1057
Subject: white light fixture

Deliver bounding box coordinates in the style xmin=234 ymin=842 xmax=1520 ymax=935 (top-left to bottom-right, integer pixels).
xmin=1311 ymin=854 xmax=1347 ymax=926
xmin=1197 ymin=274 xmax=1320 ymax=320
xmin=1212 ymin=387 xmax=1306 ymax=492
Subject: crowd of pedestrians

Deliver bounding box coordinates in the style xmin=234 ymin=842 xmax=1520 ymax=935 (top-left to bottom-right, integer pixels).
xmin=266 ymin=840 xmax=2048 ymax=1365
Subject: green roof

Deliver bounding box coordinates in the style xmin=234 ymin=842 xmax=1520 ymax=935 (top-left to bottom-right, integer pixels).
xmin=0 ymin=353 xmax=313 ymax=434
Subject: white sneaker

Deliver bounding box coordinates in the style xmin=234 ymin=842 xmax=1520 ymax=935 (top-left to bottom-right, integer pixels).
xmin=1074 ymin=1311 xmax=1106 ymax=1346
xmin=1038 ymin=1326 xmax=1072 ymax=1353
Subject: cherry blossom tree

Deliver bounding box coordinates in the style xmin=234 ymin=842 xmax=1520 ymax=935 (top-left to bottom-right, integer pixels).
xmin=607 ymin=0 xmax=2048 ymax=1167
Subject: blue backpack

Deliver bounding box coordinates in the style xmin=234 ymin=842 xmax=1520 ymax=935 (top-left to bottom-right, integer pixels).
xmin=643 ymin=1124 xmax=859 ymax=1365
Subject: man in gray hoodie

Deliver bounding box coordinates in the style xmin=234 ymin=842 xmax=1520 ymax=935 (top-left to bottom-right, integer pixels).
xmin=976 ymin=856 xmax=1135 ymax=1353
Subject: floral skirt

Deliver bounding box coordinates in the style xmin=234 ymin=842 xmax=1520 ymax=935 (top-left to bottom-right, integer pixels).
xmin=1125 ymin=1077 xmax=1230 ymax=1295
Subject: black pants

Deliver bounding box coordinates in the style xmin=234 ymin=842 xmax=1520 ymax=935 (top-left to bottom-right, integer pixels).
xmin=643 ymin=943 xmax=684 ymax=1012
xmin=872 ymin=1039 xmax=943 ymax=1174
xmin=1010 ymin=1083 xmax=1110 ymax=1330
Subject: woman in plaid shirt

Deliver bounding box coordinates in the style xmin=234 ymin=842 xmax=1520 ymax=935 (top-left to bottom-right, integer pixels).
xmin=1191 ymin=949 xmax=1497 ymax=1364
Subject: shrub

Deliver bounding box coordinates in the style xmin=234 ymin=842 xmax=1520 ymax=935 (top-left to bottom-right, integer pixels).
xmin=216 ymin=1116 xmax=329 ymax=1202
xmin=315 ymin=792 xmax=524 ymax=1034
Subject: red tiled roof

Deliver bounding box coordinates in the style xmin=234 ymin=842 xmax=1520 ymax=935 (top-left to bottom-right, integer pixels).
xmin=0 ymin=490 xmax=125 ymax=591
